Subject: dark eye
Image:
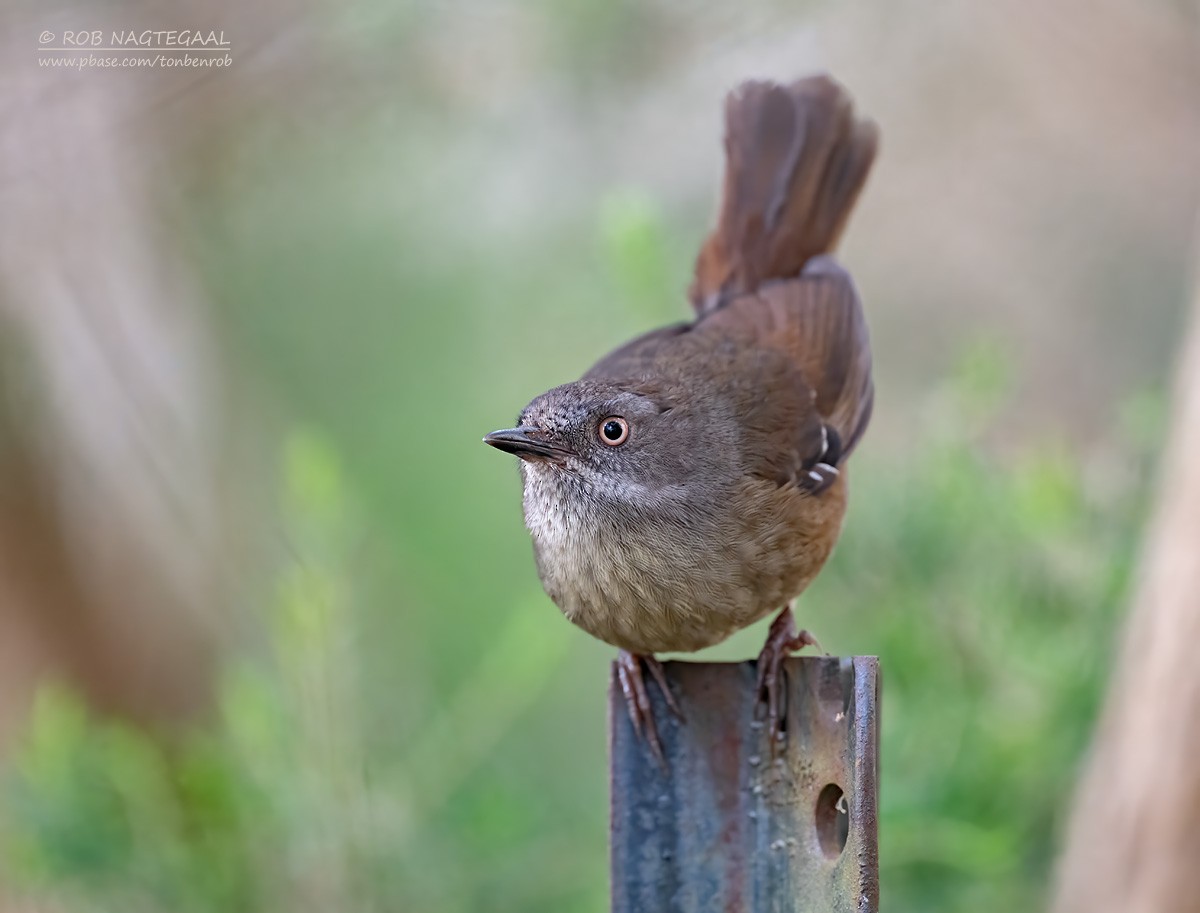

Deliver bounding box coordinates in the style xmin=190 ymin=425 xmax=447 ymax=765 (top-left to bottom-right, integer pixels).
xmin=599 ymin=416 xmax=629 ymax=446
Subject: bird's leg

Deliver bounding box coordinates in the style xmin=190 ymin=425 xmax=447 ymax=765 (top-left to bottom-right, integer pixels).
xmin=755 ymin=605 xmax=823 ymax=746
xmin=615 ymin=651 xmax=684 ymax=769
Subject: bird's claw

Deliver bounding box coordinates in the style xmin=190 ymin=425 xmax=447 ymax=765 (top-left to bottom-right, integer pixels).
xmin=755 ymin=607 xmax=822 ymax=749
xmin=616 ymin=651 xmax=683 ymax=770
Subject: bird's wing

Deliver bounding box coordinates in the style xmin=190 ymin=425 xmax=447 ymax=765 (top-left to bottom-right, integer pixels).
xmin=698 ymin=257 xmax=874 ymax=475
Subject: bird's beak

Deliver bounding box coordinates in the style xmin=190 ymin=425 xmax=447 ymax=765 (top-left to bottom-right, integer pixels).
xmin=483 ymin=427 xmax=570 ymax=463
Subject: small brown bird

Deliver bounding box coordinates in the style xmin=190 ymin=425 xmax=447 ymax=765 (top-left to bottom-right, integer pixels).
xmin=485 ymin=74 xmax=878 ymax=760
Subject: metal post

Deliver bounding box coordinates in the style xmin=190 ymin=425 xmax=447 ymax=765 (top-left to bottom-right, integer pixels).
xmin=610 ymin=657 xmax=880 ymax=912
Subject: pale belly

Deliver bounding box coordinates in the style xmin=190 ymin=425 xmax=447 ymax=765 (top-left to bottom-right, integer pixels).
xmin=523 ymin=473 xmax=848 ymax=655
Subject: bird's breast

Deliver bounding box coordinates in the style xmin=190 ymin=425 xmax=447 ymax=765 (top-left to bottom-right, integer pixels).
xmin=519 ymin=466 xmax=848 ymax=655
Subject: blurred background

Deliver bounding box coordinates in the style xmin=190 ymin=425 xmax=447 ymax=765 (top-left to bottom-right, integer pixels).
xmin=1 ymin=0 xmax=1198 ymax=910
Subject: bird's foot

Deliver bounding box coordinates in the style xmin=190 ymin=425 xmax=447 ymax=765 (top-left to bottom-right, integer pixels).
xmin=755 ymin=607 xmax=823 ymax=748
xmin=615 ymin=650 xmax=684 ymax=769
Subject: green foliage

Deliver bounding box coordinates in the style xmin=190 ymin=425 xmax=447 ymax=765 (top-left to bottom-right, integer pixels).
xmin=3 ymin=689 xmax=269 ymax=913
xmin=598 ymin=189 xmax=680 ymax=324
xmin=825 ymin=426 xmax=1143 ymax=910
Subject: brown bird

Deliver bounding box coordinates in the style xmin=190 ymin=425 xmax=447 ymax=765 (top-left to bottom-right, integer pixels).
xmin=485 ymin=74 xmax=878 ymax=762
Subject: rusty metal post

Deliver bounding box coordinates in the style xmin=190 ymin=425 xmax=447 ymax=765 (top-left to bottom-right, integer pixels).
xmin=609 ymin=657 xmax=880 ymax=913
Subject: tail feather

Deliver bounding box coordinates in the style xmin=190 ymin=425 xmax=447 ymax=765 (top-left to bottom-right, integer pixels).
xmin=689 ymin=75 xmax=879 ymax=314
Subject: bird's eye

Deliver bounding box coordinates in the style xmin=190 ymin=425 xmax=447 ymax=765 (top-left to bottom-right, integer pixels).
xmin=599 ymin=416 xmax=629 ymax=446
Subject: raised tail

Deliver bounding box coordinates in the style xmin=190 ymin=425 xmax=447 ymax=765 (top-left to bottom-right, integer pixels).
xmin=689 ymin=75 xmax=879 ymax=314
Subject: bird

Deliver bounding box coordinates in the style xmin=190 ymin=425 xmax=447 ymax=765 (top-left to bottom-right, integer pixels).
xmin=485 ymin=74 xmax=878 ymax=763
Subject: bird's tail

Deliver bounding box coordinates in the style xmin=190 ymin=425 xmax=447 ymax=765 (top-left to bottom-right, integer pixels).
xmin=689 ymin=75 xmax=879 ymax=314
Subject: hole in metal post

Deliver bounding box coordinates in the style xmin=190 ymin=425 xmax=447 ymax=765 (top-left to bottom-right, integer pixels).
xmin=815 ymin=783 xmax=849 ymax=858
